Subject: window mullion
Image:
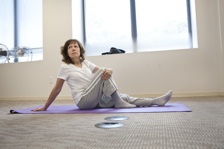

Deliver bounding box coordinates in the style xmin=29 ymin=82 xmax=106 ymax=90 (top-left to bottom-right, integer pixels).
xmin=186 ymin=0 xmax=193 ymax=48
xmin=130 ymin=0 xmax=137 ymax=43
xmin=13 ymin=0 xmax=18 ymax=47
xmin=82 ymin=0 xmax=86 ymax=45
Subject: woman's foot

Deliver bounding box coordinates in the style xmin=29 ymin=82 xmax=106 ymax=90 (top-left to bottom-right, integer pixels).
xmin=112 ymin=91 xmax=136 ymax=108
xmin=115 ymin=101 xmax=136 ymax=108
xmin=151 ymin=90 xmax=172 ymax=106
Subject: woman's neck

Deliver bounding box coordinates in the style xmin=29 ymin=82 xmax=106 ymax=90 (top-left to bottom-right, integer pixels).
xmin=73 ymin=59 xmax=82 ymax=67
xmin=72 ymin=58 xmax=80 ymax=64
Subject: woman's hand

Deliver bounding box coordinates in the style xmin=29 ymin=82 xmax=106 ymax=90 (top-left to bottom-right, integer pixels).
xmin=101 ymin=69 xmax=112 ymax=80
xmin=31 ymin=78 xmax=64 ymax=112
xmin=32 ymin=107 xmax=46 ymax=112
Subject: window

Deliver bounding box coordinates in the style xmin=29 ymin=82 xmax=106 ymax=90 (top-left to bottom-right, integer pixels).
xmin=72 ymin=0 xmax=197 ymax=56
xmin=0 ymin=1 xmax=14 ymax=49
xmin=135 ymin=0 xmax=191 ymax=52
xmin=85 ymin=0 xmax=132 ymax=55
xmin=0 ymin=0 xmax=43 ymax=63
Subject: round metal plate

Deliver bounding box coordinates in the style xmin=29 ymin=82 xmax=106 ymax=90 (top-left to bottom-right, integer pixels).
xmin=95 ymin=122 xmax=124 ymax=128
xmin=105 ymin=116 xmax=129 ymax=121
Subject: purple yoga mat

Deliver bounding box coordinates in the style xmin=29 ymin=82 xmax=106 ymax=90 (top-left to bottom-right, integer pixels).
xmin=10 ymin=102 xmax=191 ymax=114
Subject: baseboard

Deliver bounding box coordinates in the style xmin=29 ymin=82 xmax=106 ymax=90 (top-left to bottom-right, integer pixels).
xmin=0 ymin=96 xmax=73 ymax=100
xmin=130 ymin=92 xmax=224 ymax=98
xmin=0 ymin=92 xmax=223 ymax=100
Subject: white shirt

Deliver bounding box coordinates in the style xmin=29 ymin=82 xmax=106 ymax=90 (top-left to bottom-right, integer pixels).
xmin=57 ymin=60 xmax=96 ymax=104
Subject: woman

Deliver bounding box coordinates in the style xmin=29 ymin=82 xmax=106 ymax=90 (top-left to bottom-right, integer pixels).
xmin=33 ymin=39 xmax=172 ymax=111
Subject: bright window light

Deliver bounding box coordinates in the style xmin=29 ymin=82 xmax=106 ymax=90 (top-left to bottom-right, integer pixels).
xmin=0 ymin=0 xmax=43 ymax=64
xmin=72 ymin=0 xmax=198 ymax=56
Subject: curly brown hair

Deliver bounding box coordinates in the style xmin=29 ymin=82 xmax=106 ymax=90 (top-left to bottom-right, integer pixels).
xmin=60 ymin=39 xmax=85 ymax=64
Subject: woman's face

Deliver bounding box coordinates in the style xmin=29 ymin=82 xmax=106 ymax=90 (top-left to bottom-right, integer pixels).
xmin=67 ymin=42 xmax=80 ymax=60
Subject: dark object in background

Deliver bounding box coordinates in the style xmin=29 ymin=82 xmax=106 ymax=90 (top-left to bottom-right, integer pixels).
xmin=102 ymin=47 xmax=125 ymax=55
xmin=0 ymin=51 xmax=7 ymax=57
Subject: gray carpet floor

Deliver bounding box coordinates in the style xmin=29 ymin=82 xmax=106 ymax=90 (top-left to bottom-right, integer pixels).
xmin=0 ymin=97 xmax=224 ymax=149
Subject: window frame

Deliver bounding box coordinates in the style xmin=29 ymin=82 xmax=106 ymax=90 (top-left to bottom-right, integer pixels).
xmin=77 ymin=0 xmax=196 ymax=55
xmin=0 ymin=0 xmax=43 ymax=63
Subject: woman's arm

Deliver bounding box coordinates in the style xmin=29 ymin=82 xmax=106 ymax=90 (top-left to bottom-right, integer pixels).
xmin=93 ymin=66 xmax=113 ymax=80
xmin=32 ymin=78 xmax=65 ymax=111
xmin=92 ymin=66 xmax=100 ymax=74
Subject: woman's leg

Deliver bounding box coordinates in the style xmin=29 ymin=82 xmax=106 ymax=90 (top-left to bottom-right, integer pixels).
xmin=151 ymin=90 xmax=172 ymax=106
xmin=77 ymin=68 xmax=109 ymax=109
xmin=111 ymin=91 xmax=136 ymax=108
xmin=120 ymin=90 xmax=172 ymax=107
xmin=77 ymin=68 xmax=135 ymax=109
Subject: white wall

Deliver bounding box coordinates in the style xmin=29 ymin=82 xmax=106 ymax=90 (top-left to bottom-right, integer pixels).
xmin=0 ymin=0 xmax=223 ymax=100
xmin=218 ymin=0 xmax=224 ymax=94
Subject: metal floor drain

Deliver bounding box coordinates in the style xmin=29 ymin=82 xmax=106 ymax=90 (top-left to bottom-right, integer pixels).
xmin=105 ymin=116 xmax=129 ymax=121
xmin=95 ymin=122 xmax=124 ymax=128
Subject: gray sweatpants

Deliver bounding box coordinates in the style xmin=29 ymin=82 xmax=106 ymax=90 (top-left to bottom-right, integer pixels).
xmin=77 ymin=68 xmax=118 ymax=109
xmin=77 ymin=68 xmax=151 ymax=109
